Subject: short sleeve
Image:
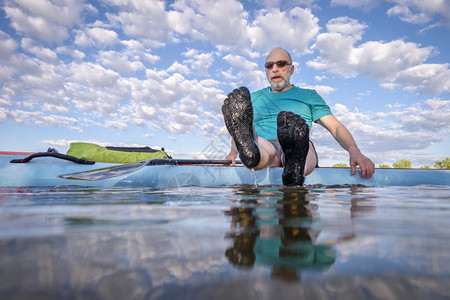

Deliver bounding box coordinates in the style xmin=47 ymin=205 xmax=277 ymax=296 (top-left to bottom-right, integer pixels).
xmin=309 ymin=90 xmax=332 ymax=122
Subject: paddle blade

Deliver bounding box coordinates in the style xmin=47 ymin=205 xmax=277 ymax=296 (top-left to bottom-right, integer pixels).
xmin=59 ymin=159 xmax=237 ymax=181
xmin=59 ymin=159 xmax=150 ymax=181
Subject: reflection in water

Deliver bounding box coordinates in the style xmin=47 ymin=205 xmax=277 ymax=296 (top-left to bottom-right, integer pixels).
xmin=225 ymin=188 xmax=342 ymax=281
xmin=0 ymin=185 xmax=449 ymax=299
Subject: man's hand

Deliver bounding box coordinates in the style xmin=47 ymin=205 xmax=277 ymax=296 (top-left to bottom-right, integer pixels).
xmin=225 ymin=138 xmax=239 ymax=166
xmin=225 ymin=151 xmax=238 ymax=166
xmin=349 ymin=148 xmax=375 ymax=179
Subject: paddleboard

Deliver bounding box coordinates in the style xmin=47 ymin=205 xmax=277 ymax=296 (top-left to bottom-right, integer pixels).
xmin=1 ymin=153 xmax=449 ymax=187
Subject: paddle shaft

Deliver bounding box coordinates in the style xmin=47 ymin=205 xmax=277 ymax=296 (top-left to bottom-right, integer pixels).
xmin=146 ymin=159 xmax=242 ymax=165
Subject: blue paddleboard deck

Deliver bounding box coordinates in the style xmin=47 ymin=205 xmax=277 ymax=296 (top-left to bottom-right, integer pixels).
xmin=1 ymin=154 xmax=449 ymax=187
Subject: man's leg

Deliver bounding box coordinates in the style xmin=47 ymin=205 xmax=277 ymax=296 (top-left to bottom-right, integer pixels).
xmin=277 ymin=111 xmax=310 ymax=185
xmin=223 ymin=87 xmax=277 ymax=169
xmin=304 ymin=141 xmax=318 ymax=176
xmin=274 ymin=141 xmax=317 ymax=175
xmin=256 ymin=138 xmax=283 ymax=169
xmin=222 ymin=87 xmax=260 ymax=168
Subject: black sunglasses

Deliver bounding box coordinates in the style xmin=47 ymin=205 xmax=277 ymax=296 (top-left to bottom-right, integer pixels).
xmin=265 ymin=60 xmax=292 ymax=69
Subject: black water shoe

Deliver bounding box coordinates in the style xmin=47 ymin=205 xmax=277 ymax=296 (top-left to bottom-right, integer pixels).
xmin=277 ymin=111 xmax=309 ymax=185
xmin=222 ymin=87 xmax=260 ymax=168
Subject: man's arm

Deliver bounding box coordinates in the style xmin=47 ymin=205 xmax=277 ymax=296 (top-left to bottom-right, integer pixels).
xmin=316 ymin=114 xmax=375 ymax=179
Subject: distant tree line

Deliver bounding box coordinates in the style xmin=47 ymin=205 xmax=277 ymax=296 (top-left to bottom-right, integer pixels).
xmin=332 ymin=157 xmax=450 ymax=169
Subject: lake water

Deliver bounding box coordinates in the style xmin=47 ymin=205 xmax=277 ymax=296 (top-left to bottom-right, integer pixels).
xmin=0 ymin=184 xmax=449 ymax=299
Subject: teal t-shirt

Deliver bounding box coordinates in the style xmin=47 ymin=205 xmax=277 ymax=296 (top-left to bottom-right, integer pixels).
xmin=251 ymin=86 xmax=332 ymax=140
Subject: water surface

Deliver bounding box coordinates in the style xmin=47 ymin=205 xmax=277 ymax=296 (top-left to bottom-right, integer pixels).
xmin=0 ymin=184 xmax=449 ymax=299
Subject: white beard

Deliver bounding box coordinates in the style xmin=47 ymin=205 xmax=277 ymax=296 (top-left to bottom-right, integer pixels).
xmin=270 ymin=78 xmax=289 ymax=91
xmin=269 ymin=72 xmax=291 ymax=91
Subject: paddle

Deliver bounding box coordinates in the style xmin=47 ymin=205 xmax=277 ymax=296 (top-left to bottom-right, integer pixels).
xmin=59 ymin=158 xmax=241 ymax=181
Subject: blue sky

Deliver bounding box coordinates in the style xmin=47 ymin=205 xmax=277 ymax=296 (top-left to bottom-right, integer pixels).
xmin=0 ymin=0 xmax=449 ymax=167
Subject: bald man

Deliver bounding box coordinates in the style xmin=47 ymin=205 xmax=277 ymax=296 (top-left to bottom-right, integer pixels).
xmin=222 ymin=47 xmax=375 ymax=185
